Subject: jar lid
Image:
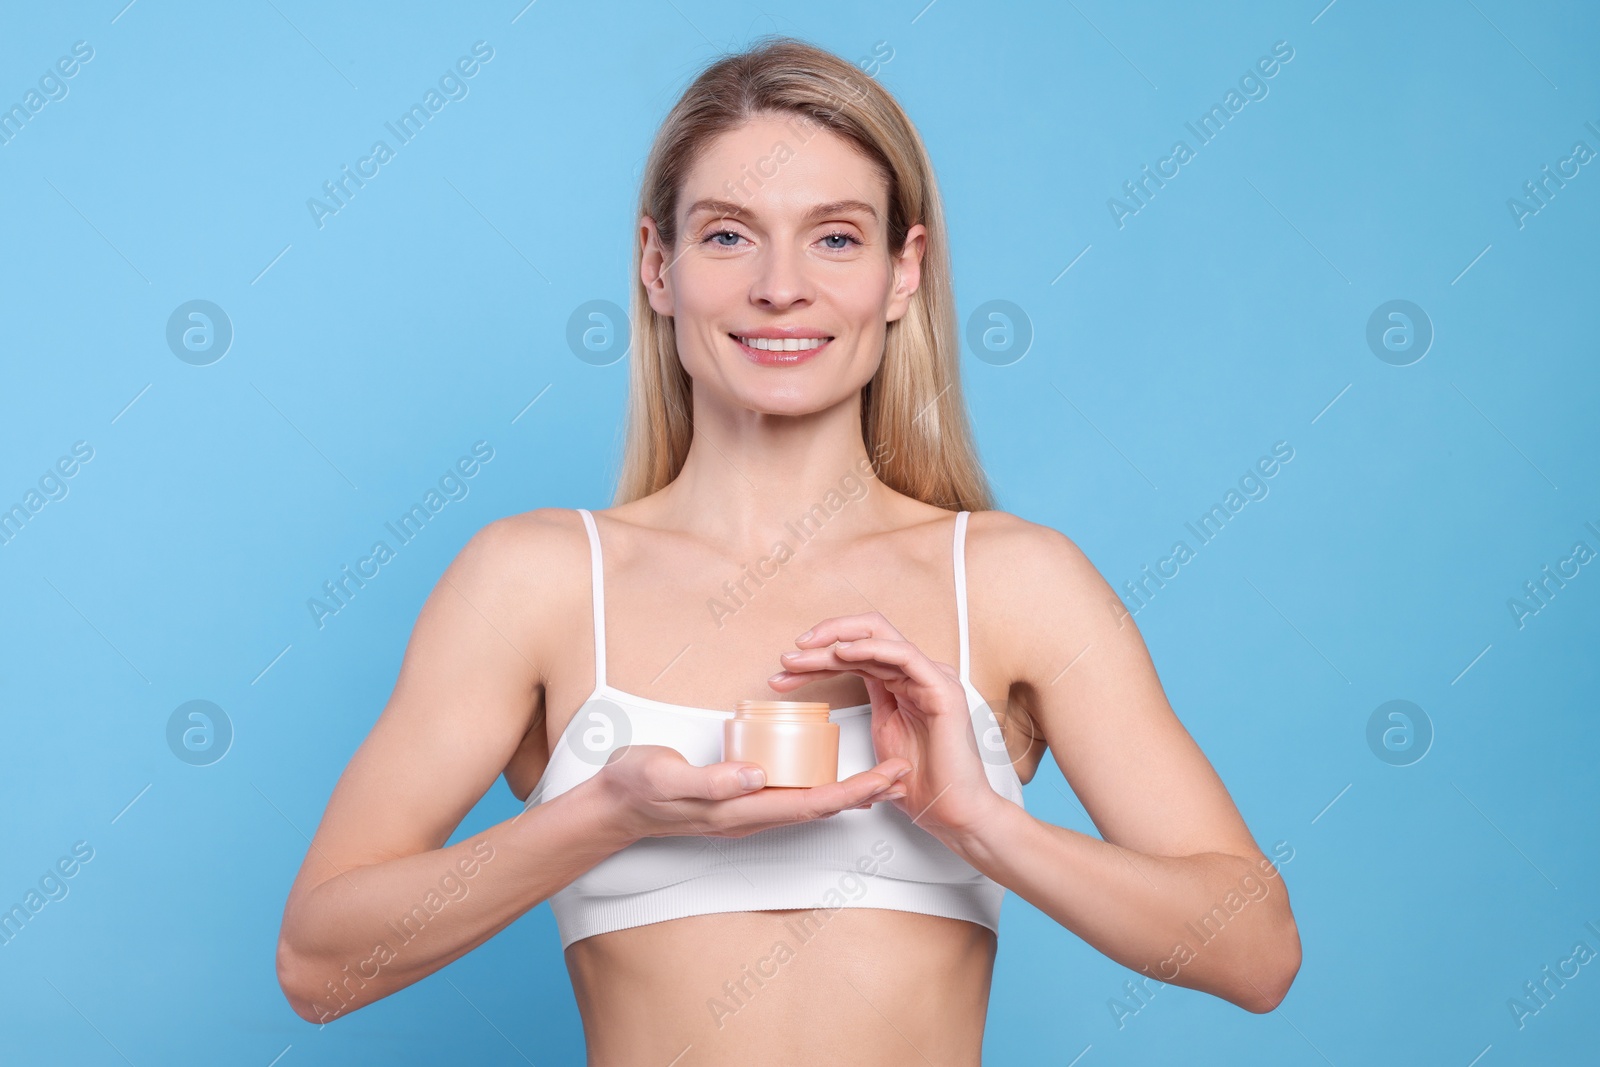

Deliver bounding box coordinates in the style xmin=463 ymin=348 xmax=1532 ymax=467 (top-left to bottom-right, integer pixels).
xmin=732 ymin=700 xmax=832 ymax=723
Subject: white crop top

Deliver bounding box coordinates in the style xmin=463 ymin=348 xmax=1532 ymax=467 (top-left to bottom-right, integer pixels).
xmin=523 ymin=507 xmax=1026 ymax=950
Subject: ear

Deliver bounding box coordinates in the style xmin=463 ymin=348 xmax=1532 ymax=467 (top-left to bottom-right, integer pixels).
xmin=640 ymin=215 xmax=675 ymax=317
xmin=885 ymin=223 xmax=926 ymax=324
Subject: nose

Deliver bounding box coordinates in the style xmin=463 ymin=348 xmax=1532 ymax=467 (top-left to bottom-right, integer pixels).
xmin=748 ymin=239 xmax=812 ymax=310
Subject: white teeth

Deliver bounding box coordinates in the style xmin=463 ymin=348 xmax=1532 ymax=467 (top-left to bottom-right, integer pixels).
xmin=736 ymin=335 xmax=827 ymax=352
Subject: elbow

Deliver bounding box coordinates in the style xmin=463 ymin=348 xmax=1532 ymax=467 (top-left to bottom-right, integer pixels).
xmin=1237 ymin=911 xmax=1302 ymax=1013
xmin=276 ymin=935 xmax=338 ymax=1025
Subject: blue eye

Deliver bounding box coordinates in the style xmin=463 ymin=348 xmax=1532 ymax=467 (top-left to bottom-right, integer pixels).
xmin=702 ymin=229 xmax=861 ymax=250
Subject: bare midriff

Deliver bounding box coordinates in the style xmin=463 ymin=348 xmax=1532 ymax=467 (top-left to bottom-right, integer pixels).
xmin=564 ymin=906 xmax=996 ymax=1066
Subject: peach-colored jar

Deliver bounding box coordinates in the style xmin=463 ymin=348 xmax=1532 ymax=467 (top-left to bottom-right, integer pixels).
xmin=724 ymin=701 xmax=839 ymax=788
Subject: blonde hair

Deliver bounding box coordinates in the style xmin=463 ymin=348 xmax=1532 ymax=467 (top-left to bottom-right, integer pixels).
xmin=615 ymin=35 xmax=994 ymax=512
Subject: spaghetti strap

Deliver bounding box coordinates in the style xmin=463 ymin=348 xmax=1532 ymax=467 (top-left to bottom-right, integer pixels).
xmin=953 ymin=511 xmax=971 ymax=685
xmin=575 ymin=508 xmax=607 ymax=688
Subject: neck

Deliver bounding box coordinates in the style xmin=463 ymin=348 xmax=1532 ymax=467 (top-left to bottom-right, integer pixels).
xmin=652 ymin=386 xmax=892 ymax=552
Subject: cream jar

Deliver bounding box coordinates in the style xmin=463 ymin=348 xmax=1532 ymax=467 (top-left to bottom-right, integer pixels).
xmin=724 ymin=701 xmax=839 ymax=788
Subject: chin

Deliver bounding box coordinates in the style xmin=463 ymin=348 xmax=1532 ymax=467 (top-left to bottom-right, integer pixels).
xmin=728 ymin=381 xmax=850 ymax=417
xmin=740 ymin=392 xmax=826 ymax=417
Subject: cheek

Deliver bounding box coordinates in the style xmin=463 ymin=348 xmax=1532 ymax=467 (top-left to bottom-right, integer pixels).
xmin=819 ymin=276 xmax=892 ymax=346
xmin=823 ymin=262 xmax=893 ymax=313
xmin=669 ymin=263 xmax=737 ymax=355
xmin=676 ymin=256 xmax=744 ymax=310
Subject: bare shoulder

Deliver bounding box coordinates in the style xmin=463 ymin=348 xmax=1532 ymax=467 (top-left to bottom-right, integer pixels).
xmin=440 ymin=507 xmax=592 ymax=665
xmin=446 ymin=506 xmax=585 ymax=589
xmin=461 ymin=506 xmax=587 ymax=568
xmin=963 ymin=509 xmax=1107 ymax=603
xmin=961 ymin=509 xmax=1130 ymax=684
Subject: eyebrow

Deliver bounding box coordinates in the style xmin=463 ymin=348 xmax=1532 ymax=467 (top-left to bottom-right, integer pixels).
xmin=683 ymin=197 xmax=881 ymax=227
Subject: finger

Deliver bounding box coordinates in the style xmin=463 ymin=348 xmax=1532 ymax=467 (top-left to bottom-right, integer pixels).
xmin=755 ymin=762 xmax=909 ymax=818
xmin=775 ymin=638 xmax=946 ymax=691
xmin=794 ymin=611 xmax=906 ymax=649
xmin=852 ymin=763 xmax=913 ymax=795
xmin=848 ymin=771 xmax=913 ymax=810
xmin=765 ymin=666 xmax=928 ymax=710
xmin=766 ymin=667 xmax=926 ymax=696
xmin=690 ymin=760 xmax=912 ymax=834
xmin=833 ymin=641 xmax=959 ymax=706
xmin=852 ymin=785 xmax=908 ymax=809
xmin=766 ymin=666 xmax=855 ymax=690
xmin=829 ymin=638 xmax=947 ymax=689
xmin=845 ymin=758 xmax=913 ymax=788
xmin=658 ymin=758 xmax=770 ymax=801
xmin=708 ymin=772 xmax=910 ymax=833
xmin=775 ymin=646 xmax=904 ymax=683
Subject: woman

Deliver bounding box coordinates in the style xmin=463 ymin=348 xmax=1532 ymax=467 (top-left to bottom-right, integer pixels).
xmin=275 ymin=36 xmax=1301 ymax=1064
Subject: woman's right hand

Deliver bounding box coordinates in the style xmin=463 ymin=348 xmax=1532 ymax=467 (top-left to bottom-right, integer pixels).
xmin=591 ymin=745 xmax=912 ymax=842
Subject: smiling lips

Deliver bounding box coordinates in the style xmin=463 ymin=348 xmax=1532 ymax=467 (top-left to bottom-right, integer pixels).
xmin=729 ymin=330 xmax=833 ymax=365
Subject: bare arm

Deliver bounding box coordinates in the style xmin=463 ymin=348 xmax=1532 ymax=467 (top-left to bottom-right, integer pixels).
xmin=273 ymin=512 xmax=616 ymax=1022
xmin=954 ymin=515 xmax=1302 ymax=1012
xmin=278 ymin=782 xmax=635 ymax=1023
xmin=774 ymin=515 xmax=1303 ymax=1013
xmin=275 ymin=511 xmax=910 ymax=1023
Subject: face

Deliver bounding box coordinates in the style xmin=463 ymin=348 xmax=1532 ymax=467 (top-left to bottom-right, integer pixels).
xmin=640 ymin=112 xmax=926 ymax=416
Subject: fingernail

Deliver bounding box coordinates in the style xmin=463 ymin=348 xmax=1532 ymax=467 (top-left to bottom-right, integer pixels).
xmin=893 ymin=766 xmax=911 ymax=781
xmin=797 ymin=629 xmax=814 ymax=642
xmin=739 ymin=767 xmax=765 ymax=789
xmin=767 ymin=672 xmax=785 ymax=684
xmin=885 ymin=788 xmax=906 ymax=799
xmin=836 ymin=640 xmax=853 ymax=649
xmin=780 ymin=650 xmax=799 ymax=660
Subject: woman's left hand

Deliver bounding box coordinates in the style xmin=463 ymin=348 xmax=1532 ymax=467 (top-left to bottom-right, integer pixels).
xmin=768 ymin=611 xmax=1003 ymax=845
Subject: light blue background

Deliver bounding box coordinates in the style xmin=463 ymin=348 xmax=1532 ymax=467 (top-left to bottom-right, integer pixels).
xmin=2 ymin=0 xmax=1596 ymax=1063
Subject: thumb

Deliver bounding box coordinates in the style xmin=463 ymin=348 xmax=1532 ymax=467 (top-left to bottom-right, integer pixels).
xmin=645 ymin=751 xmax=767 ymax=800
xmin=697 ymin=761 xmax=767 ymax=799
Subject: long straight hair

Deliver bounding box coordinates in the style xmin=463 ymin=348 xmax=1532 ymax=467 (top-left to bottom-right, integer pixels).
xmin=614 ymin=36 xmax=994 ymax=512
